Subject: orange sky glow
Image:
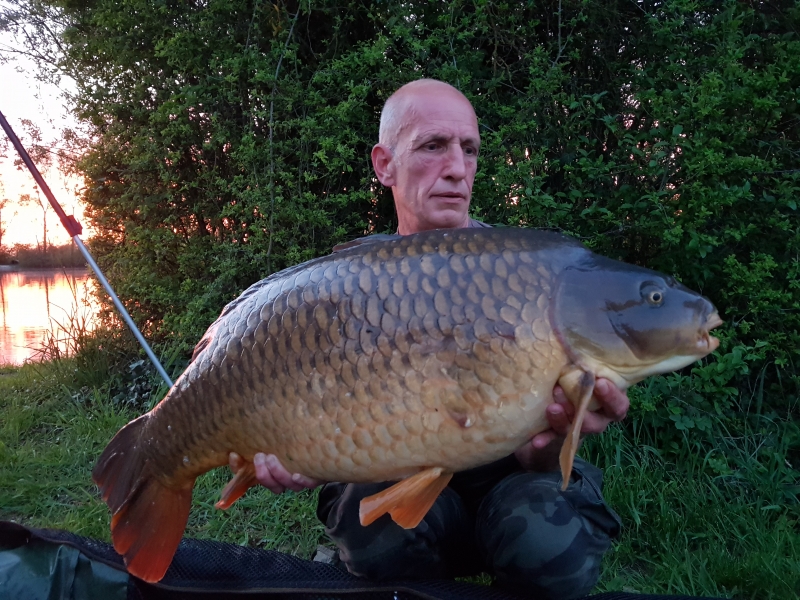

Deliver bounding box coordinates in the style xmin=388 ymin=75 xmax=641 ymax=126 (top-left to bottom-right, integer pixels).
xmin=0 ymin=53 xmax=91 ymax=247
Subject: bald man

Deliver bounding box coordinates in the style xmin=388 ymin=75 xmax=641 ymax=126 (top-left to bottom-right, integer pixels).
xmin=254 ymin=80 xmax=625 ymax=599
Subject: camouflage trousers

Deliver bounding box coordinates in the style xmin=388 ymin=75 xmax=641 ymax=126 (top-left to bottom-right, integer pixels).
xmin=316 ymin=456 xmax=622 ymax=599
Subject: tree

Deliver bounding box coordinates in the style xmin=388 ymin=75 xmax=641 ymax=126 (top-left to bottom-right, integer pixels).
xmin=19 ymin=187 xmax=51 ymax=254
xmin=0 ymin=181 xmax=9 ymax=249
xmin=0 ymin=199 xmax=8 ymax=250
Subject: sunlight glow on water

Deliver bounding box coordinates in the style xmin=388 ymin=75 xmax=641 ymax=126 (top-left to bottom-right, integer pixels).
xmin=0 ymin=268 xmax=100 ymax=365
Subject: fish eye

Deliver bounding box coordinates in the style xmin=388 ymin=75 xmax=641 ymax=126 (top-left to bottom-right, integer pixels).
xmin=641 ymin=283 xmax=665 ymax=306
xmin=639 ymin=281 xmax=664 ymax=306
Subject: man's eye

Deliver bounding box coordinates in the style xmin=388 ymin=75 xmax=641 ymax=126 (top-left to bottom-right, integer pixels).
xmin=464 ymin=146 xmax=478 ymax=156
xmin=424 ymin=143 xmax=440 ymax=151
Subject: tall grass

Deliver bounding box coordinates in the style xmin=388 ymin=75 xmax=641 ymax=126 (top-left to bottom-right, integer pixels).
xmin=0 ymin=316 xmax=797 ymax=598
xmin=29 ymin=270 xmax=98 ymax=364
xmin=586 ymin=422 xmax=799 ymax=598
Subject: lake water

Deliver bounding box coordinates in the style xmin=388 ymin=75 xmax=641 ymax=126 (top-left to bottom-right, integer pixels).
xmin=0 ymin=268 xmax=100 ymax=365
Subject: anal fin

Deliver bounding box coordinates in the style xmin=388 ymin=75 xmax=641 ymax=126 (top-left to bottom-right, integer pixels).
xmin=359 ymin=467 xmax=452 ymax=529
xmin=215 ymin=452 xmax=258 ymax=510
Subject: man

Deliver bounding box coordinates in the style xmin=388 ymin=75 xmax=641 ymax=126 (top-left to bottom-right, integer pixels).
xmin=251 ymin=79 xmax=627 ymax=598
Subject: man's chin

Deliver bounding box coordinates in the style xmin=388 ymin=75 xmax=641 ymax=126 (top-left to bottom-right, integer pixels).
xmin=426 ymin=206 xmax=470 ymax=229
xmin=399 ymin=206 xmax=470 ymax=234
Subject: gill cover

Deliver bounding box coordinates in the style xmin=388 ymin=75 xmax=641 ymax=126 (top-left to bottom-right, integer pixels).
xmin=553 ymin=254 xmax=718 ymax=382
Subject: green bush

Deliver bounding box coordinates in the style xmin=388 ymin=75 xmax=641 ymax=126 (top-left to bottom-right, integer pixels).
xmin=3 ymin=0 xmax=794 ymax=451
xmin=8 ymin=0 xmax=800 ymax=487
xmin=7 ymin=0 xmax=797 ymax=446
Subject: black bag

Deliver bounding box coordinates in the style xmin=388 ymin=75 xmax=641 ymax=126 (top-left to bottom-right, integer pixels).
xmin=0 ymin=521 xmax=726 ymax=600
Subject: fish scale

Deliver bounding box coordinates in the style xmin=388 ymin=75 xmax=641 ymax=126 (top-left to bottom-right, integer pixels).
xmin=94 ymin=227 xmax=722 ymax=583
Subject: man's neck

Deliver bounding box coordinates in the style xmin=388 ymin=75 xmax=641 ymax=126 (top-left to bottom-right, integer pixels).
xmin=397 ymin=216 xmax=471 ymax=236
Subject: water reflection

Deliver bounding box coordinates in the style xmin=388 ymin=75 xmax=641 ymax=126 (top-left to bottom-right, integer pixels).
xmin=0 ymin=268 xmax=100 ymax=365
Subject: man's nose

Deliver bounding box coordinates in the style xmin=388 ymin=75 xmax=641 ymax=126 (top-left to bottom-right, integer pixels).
xmin=443 ymin=144 xmax=468 ymax=179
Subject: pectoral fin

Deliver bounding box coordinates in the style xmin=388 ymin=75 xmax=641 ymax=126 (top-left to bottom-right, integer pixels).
xmin=359 ymin=467 xmax=453 ymax=529
xmin=557 ymin=369 xmax=596 ymax=491
xmin=215 ymin=452 xmax=258 ymax=510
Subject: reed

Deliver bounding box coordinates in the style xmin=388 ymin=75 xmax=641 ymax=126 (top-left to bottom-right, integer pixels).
xmin=31 ymin=270 xmax=97 ymax=363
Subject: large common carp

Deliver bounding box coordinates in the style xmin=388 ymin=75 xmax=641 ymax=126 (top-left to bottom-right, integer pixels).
xmin=93 ymin=228 xmax=721 ymax=582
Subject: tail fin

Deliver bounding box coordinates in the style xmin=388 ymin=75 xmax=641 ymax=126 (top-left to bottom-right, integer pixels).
xmin=93 ymin=415 xmax=193 ymax=583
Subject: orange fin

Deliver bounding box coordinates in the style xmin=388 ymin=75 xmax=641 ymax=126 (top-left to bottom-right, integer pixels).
xmin=557 ymin=369 xmax=596 ymax=491
xmin=93 ymin=415 xmax=193 ymax=583
xmin=359 ymin=467 xmax=453 ymax=529
xmin=110 ymin=477 xmax=192 ymax=582
xmin=215 ymin=452 xmax=258 ymax=510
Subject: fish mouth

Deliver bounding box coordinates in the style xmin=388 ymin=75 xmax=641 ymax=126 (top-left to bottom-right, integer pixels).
xmin=699 ymin=311 xmax=723 ymax=353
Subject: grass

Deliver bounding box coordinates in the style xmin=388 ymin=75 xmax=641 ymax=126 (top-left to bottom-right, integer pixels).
xmin=0 ymin=360 xmax=325 ymax=558
xmin=0 ymin=349 xmax=797 ymax=599
xmin=587 ymin=426 xmax=799 ymax=599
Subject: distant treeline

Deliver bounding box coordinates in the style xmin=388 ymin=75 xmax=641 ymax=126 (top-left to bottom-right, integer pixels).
xmin=0 ymin=243 xmax=87 ymax=269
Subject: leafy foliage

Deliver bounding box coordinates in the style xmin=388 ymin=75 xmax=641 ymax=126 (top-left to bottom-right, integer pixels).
xmin=7 ymin=1 xmax=796 ymax=373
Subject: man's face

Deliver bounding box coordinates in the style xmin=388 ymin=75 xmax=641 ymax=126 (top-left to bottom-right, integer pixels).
xmin=378 ymin=89 xmax=480 ymax=234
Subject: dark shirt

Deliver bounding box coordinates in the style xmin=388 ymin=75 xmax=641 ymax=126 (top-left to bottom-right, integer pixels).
xmin=465 ymin=218 xmax=492 ymax=229
xmin=396 ymin=217 xmax=492 ymax=234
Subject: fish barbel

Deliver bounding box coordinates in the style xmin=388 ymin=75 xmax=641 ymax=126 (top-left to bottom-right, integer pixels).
xmin=93 ymin=228 xmax=722 ymax=582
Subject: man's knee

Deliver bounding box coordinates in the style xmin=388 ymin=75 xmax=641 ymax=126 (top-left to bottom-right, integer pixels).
xmin=317 ymin=481 xmax=473 ymax=580
xmin=476 ymin=461 xmax=621 ymax=599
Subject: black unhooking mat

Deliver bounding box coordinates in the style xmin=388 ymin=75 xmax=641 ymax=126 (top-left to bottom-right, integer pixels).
xmin=0 ymin=521 xmax=727 ymax=600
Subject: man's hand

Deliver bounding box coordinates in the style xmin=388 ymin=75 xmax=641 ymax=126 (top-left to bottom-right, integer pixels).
xmin=515 ymin=378 xmax=630 ymax=471
xmin=251 ymin=453 xmax=323 ymax=494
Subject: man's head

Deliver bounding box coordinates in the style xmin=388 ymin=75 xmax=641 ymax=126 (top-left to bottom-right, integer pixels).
xmin=372 ymin=79 xmax=480 ymax=235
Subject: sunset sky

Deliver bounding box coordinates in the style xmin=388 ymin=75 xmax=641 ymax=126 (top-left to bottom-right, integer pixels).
xmin=0 ymin=53 xmax=88 ymax=247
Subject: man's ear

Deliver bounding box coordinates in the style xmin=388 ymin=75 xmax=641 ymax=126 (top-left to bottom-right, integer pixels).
xmin=371 ymin=144 xmax=396 ymax=187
